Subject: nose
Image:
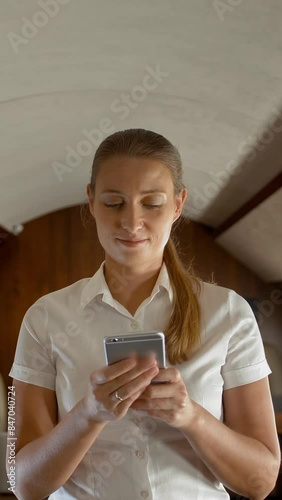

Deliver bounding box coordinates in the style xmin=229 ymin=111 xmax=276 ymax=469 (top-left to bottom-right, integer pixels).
xmin=120 ymin=204 xmax=144 ymax=234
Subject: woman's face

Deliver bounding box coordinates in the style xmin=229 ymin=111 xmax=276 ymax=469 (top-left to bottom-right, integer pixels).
xmin=87 ymin=156 xmax=187 ymax=268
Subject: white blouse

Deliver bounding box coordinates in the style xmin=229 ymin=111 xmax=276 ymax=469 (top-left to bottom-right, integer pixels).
xmin=9 ymin=260 xmax=271 ymax=499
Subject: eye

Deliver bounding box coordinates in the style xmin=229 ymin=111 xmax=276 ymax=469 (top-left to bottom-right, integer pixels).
xmin=144 ymin=204 xmax=162 ymax=209
xmin=104 ymin=203 xmax=162 ymax=209
xmin=104 ymin=203 xmax=123 ymax=208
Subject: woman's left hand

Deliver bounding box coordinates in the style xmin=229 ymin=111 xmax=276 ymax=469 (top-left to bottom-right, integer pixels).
xmin=130 ymin=367 xmax=195 ymax=429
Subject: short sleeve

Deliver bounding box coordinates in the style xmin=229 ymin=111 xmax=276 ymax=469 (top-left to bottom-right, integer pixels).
xmin=9 ymin=301 xmax=56 ymax=390
xmin=222 ymin=290 xmax=271 ymax=390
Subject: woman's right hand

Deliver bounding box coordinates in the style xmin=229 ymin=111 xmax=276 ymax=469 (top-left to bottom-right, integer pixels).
xmin=82 ymin=354 xmax=159 ymax=423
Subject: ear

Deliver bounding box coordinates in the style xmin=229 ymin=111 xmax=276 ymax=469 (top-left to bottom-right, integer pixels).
xmin=87 ymin=184 xmax=95 ymax=219
xmin=173 ymin=188 xmax=187 ymax=223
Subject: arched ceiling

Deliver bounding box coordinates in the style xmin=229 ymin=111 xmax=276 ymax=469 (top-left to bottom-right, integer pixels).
xmin=0 ymin=0 xmax=281 ymax=281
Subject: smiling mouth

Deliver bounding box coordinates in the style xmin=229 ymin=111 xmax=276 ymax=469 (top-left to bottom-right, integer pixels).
xmin=117 ymin=238 xmax=148 ymax=246
xmin=118 ymin=239 xmax=146 ymax=242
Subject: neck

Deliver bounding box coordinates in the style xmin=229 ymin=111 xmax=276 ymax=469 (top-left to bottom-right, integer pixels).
xmin=103 ymin=256 xmax=163 ymax=300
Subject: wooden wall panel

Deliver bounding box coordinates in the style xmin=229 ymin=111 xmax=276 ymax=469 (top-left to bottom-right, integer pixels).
xmin=0 ymin=207 xmax=281 ymax=394
xmin=48 ymin=208 xmax=70 ymax=291
xmin=0 ymin=238 xmax=22 ymax=396
xmin=69 ymin=206 xmax=104 ymax=283
xmin=175 ymin=220 xmax=262 ymax=296
xmin=175 ymin=220 xmax=282 ymax=346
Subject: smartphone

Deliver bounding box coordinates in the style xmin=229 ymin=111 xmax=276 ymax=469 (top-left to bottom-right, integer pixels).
xmin=103 ymin=331 xmax=167 ymax=368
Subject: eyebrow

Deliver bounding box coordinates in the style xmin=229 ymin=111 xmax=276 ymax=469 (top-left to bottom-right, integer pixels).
xmin=101 ymin=189 xmax=167 ymax=195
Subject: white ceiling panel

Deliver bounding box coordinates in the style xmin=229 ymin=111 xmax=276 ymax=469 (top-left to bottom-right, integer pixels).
xmin=0 ymin=0 xmax=282 ymax=280
xmin=216 ymin=188 xmax=282 ymax=282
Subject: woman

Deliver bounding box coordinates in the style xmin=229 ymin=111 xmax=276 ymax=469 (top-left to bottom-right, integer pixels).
xmin=9 ymin=128 xmax=280 ymax=499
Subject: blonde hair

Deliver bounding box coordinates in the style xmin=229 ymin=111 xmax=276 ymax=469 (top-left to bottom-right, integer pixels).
xmin=89 ymin=128 xmax=202 ymax=364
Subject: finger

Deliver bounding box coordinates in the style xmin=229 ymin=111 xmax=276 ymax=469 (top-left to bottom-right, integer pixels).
xmin=109 ymin=365 xmax=159 ymax=402
xmin=151 ymin=367 xmax=181 ymax=384
xmin=92 ymin=354 xmax=158 ymax=386
xmin=111 ymin=387 xmax=148 ymax=418
xmin=131 ymin=396 xmax=187 ymax=411
xmin=105 ymin=357 xmax=158 ymax=393
xmin=91 ymin=355 xmax=137 ymax=385
xmin=145 ymin=409 xmax=187 ymax=427
xmin=137 ymin=381 xmax=180 ymax=399
xmin=91 ymin=360 xmax=159 ymax=413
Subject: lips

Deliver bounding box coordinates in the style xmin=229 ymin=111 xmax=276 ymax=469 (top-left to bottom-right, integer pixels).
xmin=119 ymin=239 xmax=146 ymax=242
xmin=117 ymin=238 xmax=147 ymax=242
xmin=116 ymin=238 xmax=148 ymax=247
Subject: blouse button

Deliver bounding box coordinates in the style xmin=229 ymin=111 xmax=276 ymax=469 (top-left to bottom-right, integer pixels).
xmin=131 ymin=320 xmax=138 ymax=329
xmin=135 ymin=450 xmax=145 ymax=459
xmin=141 ymin=491 xmax=149 ymax=498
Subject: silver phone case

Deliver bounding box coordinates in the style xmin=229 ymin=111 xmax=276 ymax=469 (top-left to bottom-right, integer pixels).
xmin=103 ymin=331 xmax=166 ymax=368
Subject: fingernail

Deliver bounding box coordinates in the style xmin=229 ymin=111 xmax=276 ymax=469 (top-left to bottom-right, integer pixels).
xmin=95 ymin=374 xmax=105 ymax=383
